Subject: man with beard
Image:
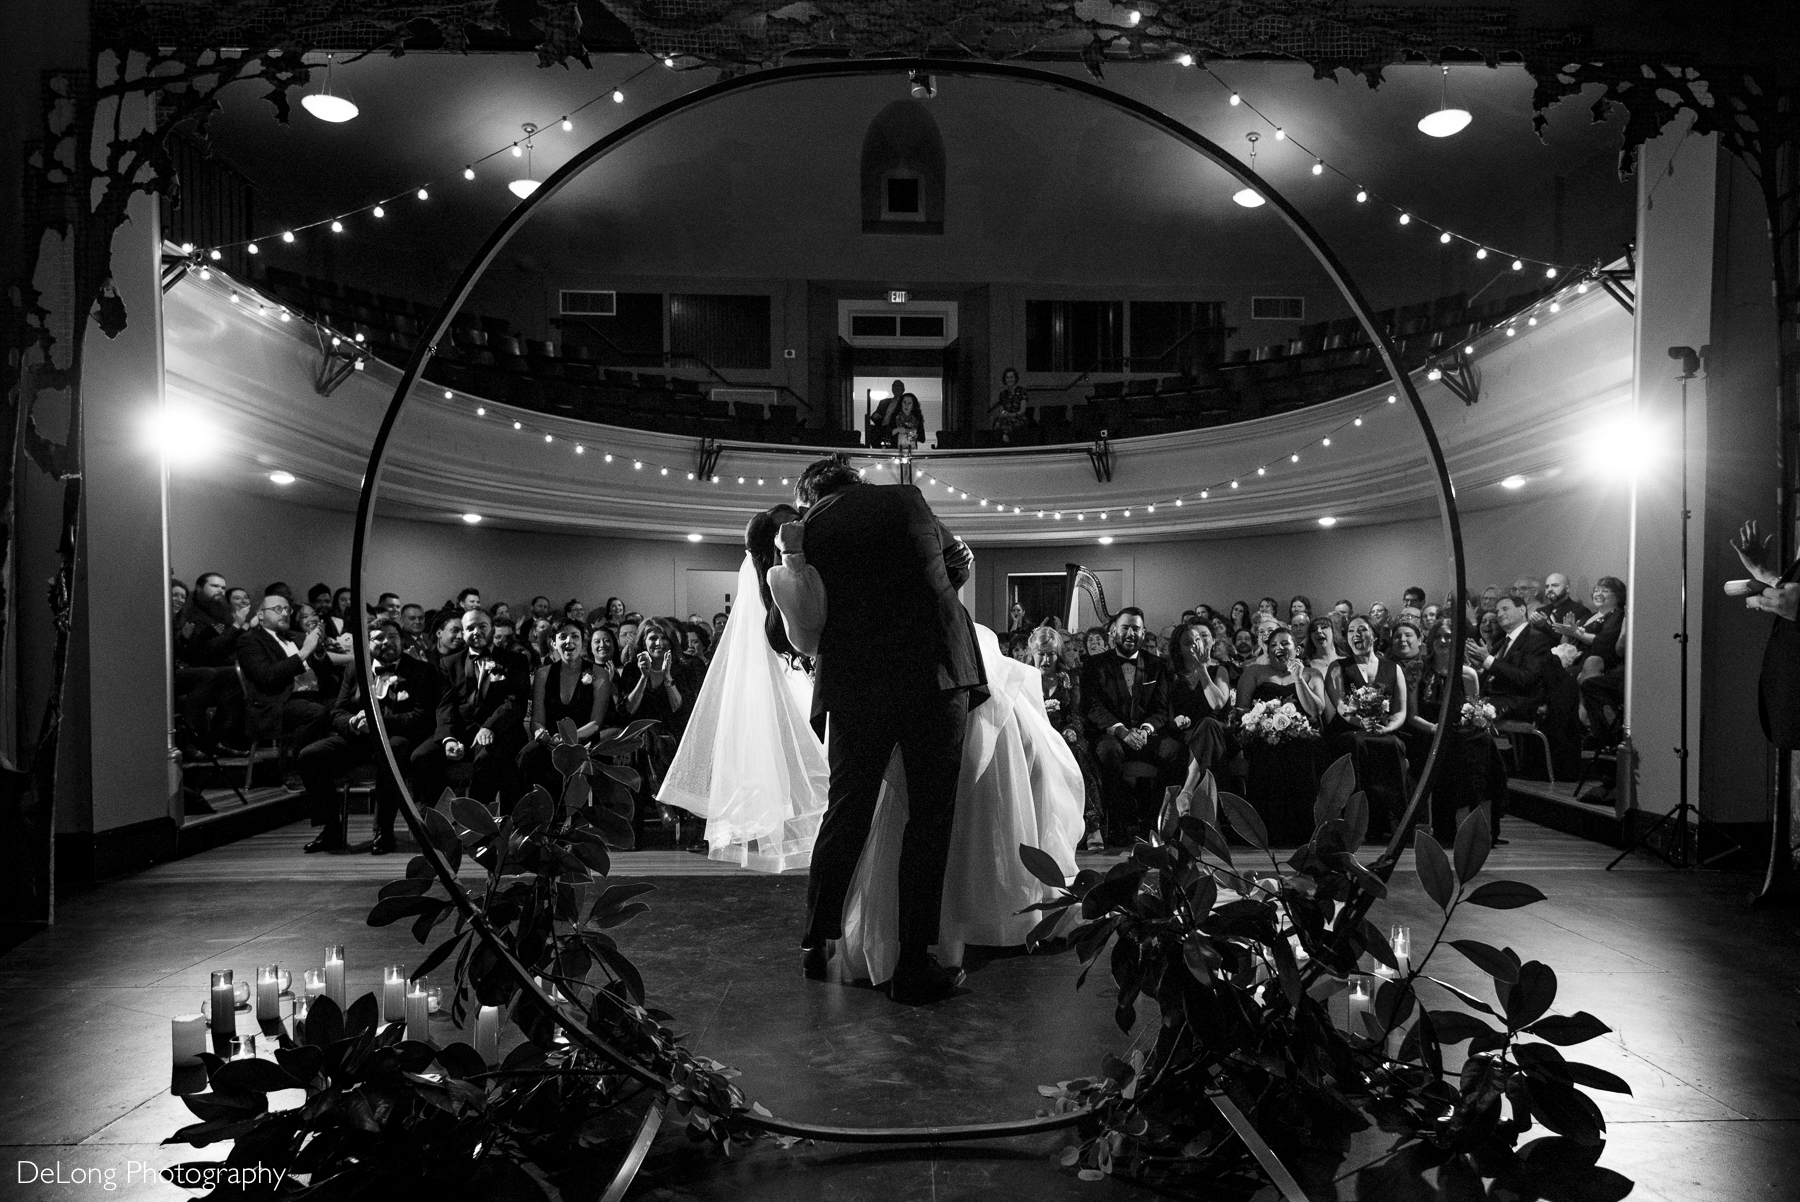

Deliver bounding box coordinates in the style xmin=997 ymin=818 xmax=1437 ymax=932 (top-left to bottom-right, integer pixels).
xmin=1082 ymin=608 xmax=1180 ymax=845
xmin=296 ymin=619 xmax=440 ymax=854
xmin=528 ymin=595 xmax=553 ymax=623
xmin=409 ymin=608 xmax=530 ymax=812
xmin=236 ymin=593 xmax=334 ymax=759
xmin=1536 ymin=572 xmax=1592 ymax=627
xmin=173 ymin=571 xmax=247 ymax=755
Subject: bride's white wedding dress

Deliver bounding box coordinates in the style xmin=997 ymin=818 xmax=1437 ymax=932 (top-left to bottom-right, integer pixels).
xmin=658 ymin=555 xmax=1085 ymax=983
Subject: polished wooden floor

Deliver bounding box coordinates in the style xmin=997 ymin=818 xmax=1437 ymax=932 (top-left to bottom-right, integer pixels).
xmin=1 ymin=816 xmax=1795 ymax=1200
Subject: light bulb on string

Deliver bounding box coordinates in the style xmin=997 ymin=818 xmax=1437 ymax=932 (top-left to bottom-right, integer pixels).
xmin=1290 ymin=453 xmax=1299 ymax=462
xmin=575 ymin=444 xmax=584 ymax=454
xmin=372 ymin=205 xmax=384 ymax=218
xmin=1545 ymin=266 xmax=1558 ymax=278
xmin=330 ymin=219 xmax=343 ymax=232
xmin=1256 ymin=467 xmax=1266 ymax=476
xmin=1550 ymin=301 xmax=1561 ymax=313
xmin=1512 ymin=259 xmax=1524 ymax=271
xmin=1274 ymin=127 xmax=1285 ymax=140
xmin=1577 ymin=281 xmax=1589 ymax=294
xmin=560 ymin=116 xmax=572 ymax=132
xmin=612 ymin=89 xmax=624 ymax=103
xmin=1398 ymin=212 xmax=1411 ymax=225
xmin=1229 ymin=92 xmax=1241 ymax=105
xmin=198 ymin=267 xmax=210 ymax=280
xmin=1177 ymin=53 xmax=1193 ymax=67
xmin=416 ymin=188 xmax=428 ymax=200
xmin=511 ymin=143 xmax=522 ymax=158
xmin=1475 ymin=247 xmax=1487 ymax=259
xmin=246 ymin=242 xmax=259 ymax=255
xmin=1355 ymin=189 xmax=1367 ymax=202
xmin=209 ymin=249 xmax=221 ymax=260
xmin=476 ymin=406 xmax=486 ymax=416
xmin=1439 ymin=231 xmax=1452 ymax=244
xmin=1417 ymin=65 xmax=1472 ymax=137
xmin=1312 ymin=158 xmax=1323 ymax=175
xmin=281 ymin=230 xmax=295 ymax=243
xmin=464 ymin=166 xmax=475 ymax=180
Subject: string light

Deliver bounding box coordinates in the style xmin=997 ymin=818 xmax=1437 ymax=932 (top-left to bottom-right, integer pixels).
xmin=372 ymin=205 xmax=384 ymax=218
xmin=463 ymin=166 xmax=475 ymax=180
xmin=281 ymin=230 xmax=295 ymax=243
xmin=416 ymin=188 xmax=429 ymax=200
xmin=561 ymin=116 xmax=573 ymax=131
xmin=1312 ymin=158 xmax=1324 ymax=175
xmin=330 ymin=220 xmax=343 ymax=232
xmin=1398 ymin=212 xmax=1411 ymax=225
xmin=612 ymin=89 xmax=625 ymax=103
xmin=1355 ymin=189 xmax=1367 ymax=202
xmin=246 ymin=242 xmax=259 ymax=255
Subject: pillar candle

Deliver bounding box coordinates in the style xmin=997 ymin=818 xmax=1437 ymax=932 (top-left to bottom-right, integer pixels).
xmin=290 ymin=996 xmax=310 ymax=1043
xmin=209 ymin=970 xmax=237 ymax=1037
xmin=1345 ymin=974 xmax=1374 ymax=1037
xmin=323 ymin=946 xmax=346 ymax=1008
xmin=1388 ymin=925 xmax=1413 ymax=976
xmin=255 ymin=964 xmax=282 ymax=1022
xmin=172 ymin=1014 xmax=207 ymax=1066
xmin=404 ymin=978 xmax=430 ymax=1043
xmin=474 ymin=1005 xmax=500 ymax=1066
xmin=302 ymin=969 xmax=326 ymax=999
xmin=382 ymin=966 xmax=406 ymax=1024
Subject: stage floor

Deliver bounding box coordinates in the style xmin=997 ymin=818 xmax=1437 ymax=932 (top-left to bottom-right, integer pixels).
xmin=1 ymin=818 xmax=1795 ymax=1200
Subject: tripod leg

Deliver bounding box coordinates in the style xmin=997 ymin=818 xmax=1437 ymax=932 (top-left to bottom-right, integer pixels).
xmin=1607 ymin=804 xmax=1679 ymax=871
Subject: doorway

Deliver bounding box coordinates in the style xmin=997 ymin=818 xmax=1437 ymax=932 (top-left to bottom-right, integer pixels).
xmin=854 ymin=375 xmax=942 ymax=443
xmin=1007 ymin=573 xmax=1067 ymax=630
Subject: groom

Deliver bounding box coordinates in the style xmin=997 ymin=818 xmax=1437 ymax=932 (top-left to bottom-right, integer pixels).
xmin=782 ymin=457 xmax=984 ymax=1004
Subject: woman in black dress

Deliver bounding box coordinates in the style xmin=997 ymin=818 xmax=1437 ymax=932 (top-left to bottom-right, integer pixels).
xmin=1227 ymin=600 xmax=1254 ymax=639
xmin=1167 ymin=623 xmax=1236 ymax=786
xmin=1324 ymin=615 xmax=1411 ymax=840
xmin=517 ymin=619 xmax=614 ymax=798
xmin=989 ymin=366 xmax=1031 ymax=443
xmin=1233 ymin=627 xmax=1332 ymax=845
xmin=1406 ymin=625 xmax=1504 ymax=845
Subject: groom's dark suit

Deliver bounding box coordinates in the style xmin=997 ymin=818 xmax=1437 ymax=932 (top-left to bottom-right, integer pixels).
xmin=801 ymin=482 xmax=985 ymax=951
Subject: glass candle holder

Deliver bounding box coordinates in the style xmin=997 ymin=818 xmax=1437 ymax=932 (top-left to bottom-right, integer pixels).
xmin=323 ymin=946 xmax=347 ymax=1008
xmin=404 ymin=977 xmax=430 ymax=1043
xmin=229 ymin=1033 xmax=257 ymax=1060
xmin=382 ymin=966 xmax=406 ymax=1023
xmin=1345 ymin=973 xmax=1376 ymax=1036
xmin=302 ymin=969 xmax=326 ymax=998
xmin=209 ymin=970 xmax=237 ymax=1037
xmin=1388 ymin=925 xmax=1413 ymax=975
xmin=426 ymin=986 xmax=443 ymax=1015
xmin=255 ymin=964 xmax=283 ymax=1022
xmin=474 ymin=1005 xmax=500 ymax=1066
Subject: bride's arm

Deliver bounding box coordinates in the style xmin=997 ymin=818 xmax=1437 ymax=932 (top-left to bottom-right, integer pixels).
xmin=765 ymin=524 xmax=827 ymax=656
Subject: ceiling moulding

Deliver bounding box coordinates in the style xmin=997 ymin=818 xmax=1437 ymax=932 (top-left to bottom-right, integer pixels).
xmin=161 ymin=267 xmax=1630 ymax=542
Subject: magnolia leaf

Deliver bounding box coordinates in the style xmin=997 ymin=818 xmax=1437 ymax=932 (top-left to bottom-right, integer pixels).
xmin=1522 ymin=1075 xmax=1606 ymax=1145
xmin=512 ymin=786 xmax=556 ymax=832
xmin=405 ymin=854 xmax=436 ymax=880
xmin=1453 ymin=805 xmax=1491 ymax=884
xmin=1464 ymin=880 xmax=1548 ymax=909
xmin=209 ymin=1057 xmax=302 ymax=1094
xmin=562 ymin=771 xmax=592 ymax=810
xmin=596 ymin=761 xmax=640 ymax=790
xmin=1025 ymin=908 xmax=1065 ymax=951
xmin=1425 ymin=974 xmax=1501 ymax=1018
xmin=1429 ymin=1009 xmax=1498 ymax=1043
xmin=1316 ymin=753 xmax=1356 ymax=819
xmin=589 ymin=882 xmax=656 ymax=922
xmin=551 ymin=741 xmax=591 ymax=777
xmin=368 ymin=894 xmax=441 ymax=927
xmin=591 ymin=803 xmax=635 ymax=849
xmin=1218 ymin=792 xmax=1267 ymax=851
xmin=452 ymin=797 xmax=498 ymax=836
xmin=1343 ymin=791 xmax=1370 ymax=851
xmin=1361 ymin=919 xmax=1398 ymax=972
xmin=1451 ymin=938 xmax=1521 ymax=984
xmin=1562 ymin=1062 xmax=1633 ymax=1095
xmin=593 ymin=900 xmax=650 ymax=929
xmin=1413 ymin=829 xmax=1455 ymax=911
xmin=1504 ymin=961 xmax=1559 ymax=1030
xmin=421 ymin=805 xmax=461 ymax=859
xmin=1018 ymin=843 xmax=1068 ymax=890
xmin=414 ymin=931 xmax=466 ymax=981
xmin=1527 ymin=1011 xmax=1612 ymax=1046
xmin=378 ymin=877 xmax=434 ymax=900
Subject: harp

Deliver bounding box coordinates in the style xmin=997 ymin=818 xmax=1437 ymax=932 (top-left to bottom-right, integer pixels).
xmin=1063 ymin=563 xmax=1113 ymax=631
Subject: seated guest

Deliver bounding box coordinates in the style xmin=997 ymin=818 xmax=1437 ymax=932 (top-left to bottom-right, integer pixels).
xmin=1558 ymin=577 xmax=1626 ymax=747
xmin=682 ymin=622 xmax=713 ymax=668
xmin=603 ymin=596 xmax=626 ymax=624
xmin=1289 ymin=594 xmax=1312 ymax=622
xmin=620 ymin=617 xmax=701 ymax=824
xmin=1477 ymin=609 xmax=1504 ymax=654
xmin=618 ymin=615 xmax=643 ymax=660
xmin=710 ymin=611 xmax=728 ymax=643
xmin=518 ymin=619 xmax=613 ymax=798
xmin=524 ymin=616 xmax=554 ymax=668
xmin=1083 ymin=627 xmax=1109 ymax=659
xmin=1166 ymin=622 xmax=1234 ymax=786
xmin=1231 ymin=627 xmax=1257 ymax=666
xmin=1405 ymin=625 xmax=1504 ymax=845
xmin=1303 ymin=616 xmax=1342 ymax=680
xmin=428 ymin=609 xmax=466 ymax=678
xmin=1233 ymin=626 xmax=1332 ymax=844
xmin=226 ymin=586 xmax=253 ymax=627
xmin=367 ymin=591 xmax=401 ymax=621
xmin=589 ymin=625 xmax=621 ymax=686
xmin=1538 ymin=572 xmax=1591 ymax=627
xmin=410 ymin=608 xmax=531 ymax=813
xmin=1324 ymin=615 xmax=1411 ymax=838
xmin=1390 ymin=618 xmax=1428 ymax=706
xmin=1513 ymin=577 xmax=1544 ymax=615
xmin=333 ymin=587 xmax=354 ymax=625
xmin=1479 ymin=584 xmax=1502 ymax=612
xmin=490 ymin=600 xmax=513 ymax=624
xmin=1082 ymin=608 xmax=1181 ymax=845
xmin=398 ymin=603 xmax=428 ymax=660
xmin=490 ymin=613 xmax=521 ymax=657
xmin=295 ymin=602 xmax=352 ymax=700
xmin=306 ymin=583 xmax=336 ymax=628
xmin=1466 ymin=591 xmax=1580 ymax=782
xmin=170 ymin=577 xmax=188 ymax=617
xmin=528 ymin=595 xmax=553 ymax=623
xmin=1030 ymin=626 xmax=1103 ymax=851
xmin=172 ymin=571 xmax=247 ymax=754
xmin=1007 ymin=602 xmax=1029 ymax=631
xmin=1367 ymin=601 xmax=1393 ymax=653
xmin=1256 ymin=596 xmax=1280 ymax=622
xmin=1402 ymin=585 xmax=1426 ymax=613
xmin=1227 ymin=600 xmax=1253 ymax=636
xmin=457 ymin=587 xmax=483 ymax=613
xmin=296 ymin=618 xmax=439 ymax=855
xmin=564 ymin=598 xmax=587 ymax=624
xmin=236 ymin=594 xmax=334 ymax=753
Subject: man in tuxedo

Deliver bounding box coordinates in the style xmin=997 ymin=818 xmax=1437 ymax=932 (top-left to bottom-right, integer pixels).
xmin=1464 ymin=593 xmax=1569 ymax=836
xmin=409 ymin=607 xmax=530 ymax=813
xmin=1538 ymin=573 xmax=1592 ymax=627
xmin=236 ymin=594 xmax=333 ymax=754
xmin=295 ymin=619 xmax=440 ymax=854
xmin=173 ymin=571 xmax=247 ymax=754
xmin=1082 ymin=608 xmax=1181 ymax=844
xmin=777 ymin=457 xmax=981 ymax=1004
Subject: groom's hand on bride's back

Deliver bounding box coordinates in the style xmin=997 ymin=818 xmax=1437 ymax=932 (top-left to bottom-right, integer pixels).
xmin=943 ymin=538 xmax=973 ymax=586
xmin=775 ymin=521 xmax=805 ymax=557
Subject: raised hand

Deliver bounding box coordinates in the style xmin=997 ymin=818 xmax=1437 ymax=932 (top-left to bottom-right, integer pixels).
xmin=1734 ymin=519 xmax=1780 ymax=585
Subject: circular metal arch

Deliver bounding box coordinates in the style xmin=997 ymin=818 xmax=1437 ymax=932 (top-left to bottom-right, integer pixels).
xmin=350 ymin=56 xmax=1468 ymax=1145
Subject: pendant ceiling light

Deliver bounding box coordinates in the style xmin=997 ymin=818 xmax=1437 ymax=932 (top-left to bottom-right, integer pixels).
xmin=509 ymin=124 xmax=540 ymax=198
xmin=1232 ymin=131 xmax=1265 ymax=208
xmin=1417 ymin=65 xmax=1471 ymax=138
xmin=300 ymin=54 xmax=358 ymax=123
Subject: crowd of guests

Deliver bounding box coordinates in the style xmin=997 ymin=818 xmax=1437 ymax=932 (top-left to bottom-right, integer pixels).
xmin=169 ymin=576 xmax=726 ymax=854
xmin=169 ymin=564 xmax=1625 ymax=858
xmin=999 ymin=572 xmax=1627 ymax=850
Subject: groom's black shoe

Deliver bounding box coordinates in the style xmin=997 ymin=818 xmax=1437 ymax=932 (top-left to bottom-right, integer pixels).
xmin=801 ymin=942 xmax=833 ymax=981
xmin=886 ymin=953 xmax=965 ymax=1005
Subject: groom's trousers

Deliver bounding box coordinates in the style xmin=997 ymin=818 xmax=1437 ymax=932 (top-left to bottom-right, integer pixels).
xmin=806 ymin=690 xmax=971 ymax=949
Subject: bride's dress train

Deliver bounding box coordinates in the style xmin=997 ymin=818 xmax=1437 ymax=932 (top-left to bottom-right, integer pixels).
xmin=659 ymin=556 xmax=1085 ymax=982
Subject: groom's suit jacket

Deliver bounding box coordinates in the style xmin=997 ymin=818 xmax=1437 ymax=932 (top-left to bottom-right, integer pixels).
xmin=801 ymin=482 xmax=985 ymax=723
xmin=431 ymin=646 xmax=530 ymax=744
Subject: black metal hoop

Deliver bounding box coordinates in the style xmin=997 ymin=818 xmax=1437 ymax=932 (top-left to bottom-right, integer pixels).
xmin=349 ymin=55 xmax=1468 ymax=1147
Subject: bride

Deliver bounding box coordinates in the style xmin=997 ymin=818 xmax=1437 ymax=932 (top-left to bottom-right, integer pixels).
xmin=658 ymin=505 xmax=1086 ymax=985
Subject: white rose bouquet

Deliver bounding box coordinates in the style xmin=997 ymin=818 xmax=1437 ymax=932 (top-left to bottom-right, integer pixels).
xmin=1240 ymin=699 xmax=1318 ymax=746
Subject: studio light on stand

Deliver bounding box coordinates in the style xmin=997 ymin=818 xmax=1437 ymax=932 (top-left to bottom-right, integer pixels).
xmin=300 ymin=54 xmax=359 ymax=123
xmin=1416 ymin=65 xmax=1471 ymax=138
xmin=1607 ymin=344 xmax=1741 ymax=872
xmin=1232 ymin=132 xmax=1265 ymax=208
xmin=509 ymin=124 xmax=540 ymax=198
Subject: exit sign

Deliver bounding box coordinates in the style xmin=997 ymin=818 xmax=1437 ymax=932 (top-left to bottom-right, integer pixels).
xmin=887 ymin=290 xmax=909 ymax=304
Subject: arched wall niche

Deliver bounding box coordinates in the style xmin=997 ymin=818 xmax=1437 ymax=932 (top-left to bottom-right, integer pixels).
xmin=860 ymin=99 xmax=946 ymax=234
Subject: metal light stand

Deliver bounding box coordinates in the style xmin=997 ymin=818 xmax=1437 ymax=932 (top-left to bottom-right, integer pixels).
xmin=1609 ymin=353 xmax=1743 ymax=870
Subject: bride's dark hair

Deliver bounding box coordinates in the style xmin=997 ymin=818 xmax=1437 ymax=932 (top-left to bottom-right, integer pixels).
xmin=745 ymin=504 xmax=807 ymax=666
